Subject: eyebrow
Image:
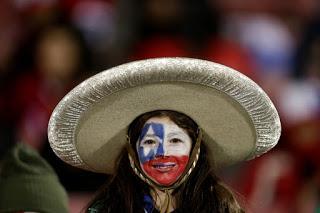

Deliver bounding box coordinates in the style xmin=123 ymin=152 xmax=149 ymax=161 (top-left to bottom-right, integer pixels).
xmin=142 ymin=133 xmax=160 ymax=138
xmin=167 ymin=131 xmax=187 ymax=137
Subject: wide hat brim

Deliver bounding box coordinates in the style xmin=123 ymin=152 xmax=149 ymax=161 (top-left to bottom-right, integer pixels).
xmin=48 ymin=58 xmax=281 ymax=174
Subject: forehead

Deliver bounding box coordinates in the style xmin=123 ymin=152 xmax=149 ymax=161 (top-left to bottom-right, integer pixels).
xmin=144 ymin=116 xmax=173 ymax=125
xmin=141 ymin=116 xmax=188 ymax=136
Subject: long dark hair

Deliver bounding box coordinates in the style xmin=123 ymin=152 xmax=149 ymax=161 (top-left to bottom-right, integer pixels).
xmin=87 ymin=110 xmax=244 ymax=212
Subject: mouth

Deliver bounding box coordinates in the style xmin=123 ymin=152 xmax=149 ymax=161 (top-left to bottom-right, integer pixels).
xmin=151 ymin=162 xmax=176 ymax=172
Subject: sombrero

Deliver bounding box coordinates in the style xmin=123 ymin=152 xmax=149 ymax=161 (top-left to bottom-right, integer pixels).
xmin=48 ymin=58 xmax=281 ymax=174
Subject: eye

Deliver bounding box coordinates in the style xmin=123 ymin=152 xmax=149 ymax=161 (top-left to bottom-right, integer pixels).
xmin=170 ymin=138 xmax=182 ymax=143
xmin=142 ymin=139 xmax=156 ymax=145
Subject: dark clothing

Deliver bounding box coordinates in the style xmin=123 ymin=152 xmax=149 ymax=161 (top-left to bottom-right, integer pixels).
xmin=87 ymin=195 xmax=182 ymax=213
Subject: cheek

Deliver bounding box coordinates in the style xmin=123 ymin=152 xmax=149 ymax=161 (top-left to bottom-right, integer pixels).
xmin=165 ymin=144 xmax=191 ymax=156
xmin=137 ymin=146 xmax=157 ymax=163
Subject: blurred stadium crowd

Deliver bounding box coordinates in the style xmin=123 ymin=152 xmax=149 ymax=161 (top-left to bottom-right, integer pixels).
xmin=0 ymin=0 xmax=319 ymax=212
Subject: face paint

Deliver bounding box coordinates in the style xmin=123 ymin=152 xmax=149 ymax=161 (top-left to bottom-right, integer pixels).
xmin=136 ymin=117 xmax=192 ymax=186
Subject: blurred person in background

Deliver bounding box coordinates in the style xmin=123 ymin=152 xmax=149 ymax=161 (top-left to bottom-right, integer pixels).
xmin=124 ymin=0 xmax=189 ymax=60
xmin=278 ymin=13 xmax=320 ymax=127
xmin=67 ymin=0 xmax=116 ymax=70
xmin=0 ymin=1 xmax=112 ymax=210
xmin=284 ymin=14 xmax=320 ymax=212
xmin=10 ymin=21 xmax=106 ymax=194
xmin=218 ymin=4 xmax=320 ymax=213
xmin=113 ymin=0 xmax=255 ymax=80
xmin=0 ymin=0 xmax=25 ymax=156
xmin=12 ymin=23 xmax=90 ymax=151
xmin=0 ymin=143 xmax=69 ymax=213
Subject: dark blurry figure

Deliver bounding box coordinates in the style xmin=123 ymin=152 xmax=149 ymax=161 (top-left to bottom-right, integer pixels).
xmin=12 ymin=25 xmax=88 ymax=151
xmin=275 ymin=14 xmax=320 ymax=127
xmin=0 ymin=143 xmax=68 ymax=213
xmin=128 ymin=0 xmax=188 ymax=60
xmin=0 ymin=0 xmax=24 ymax=157
xmin=11 ymin=24 xmax=106 ymax=191
xmin=120 ymin=0 xmax=255 ymax=79
xmin=294 ymin=14 xmax=320 ymax=84
xmin=230 ymin=14 xmax=320 ymax=213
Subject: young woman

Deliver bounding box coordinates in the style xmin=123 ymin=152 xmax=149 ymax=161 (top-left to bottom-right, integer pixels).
xmin=87 ymin=110 xmax=244 ymax=212
xmin=48 ymin=58 xmax=281 ymax=213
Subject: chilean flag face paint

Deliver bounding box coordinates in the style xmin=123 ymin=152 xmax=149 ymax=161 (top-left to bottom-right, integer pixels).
xmin=136 ymin=117 xmax=192 ymax=186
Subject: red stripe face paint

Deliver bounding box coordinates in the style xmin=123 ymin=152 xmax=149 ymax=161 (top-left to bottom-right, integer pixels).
xmin=136 ymin=117 xmax=192 ymax=186
xmin=142 ymin=155 xmax=189 ymax=185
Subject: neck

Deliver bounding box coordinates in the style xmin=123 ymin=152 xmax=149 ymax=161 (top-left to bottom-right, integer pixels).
xmin=150 ymin=188 xmax=175 ymax=212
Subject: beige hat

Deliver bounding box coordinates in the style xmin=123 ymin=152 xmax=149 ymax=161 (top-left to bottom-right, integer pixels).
xmin=48 ymin=58 xmax=281 ymax=174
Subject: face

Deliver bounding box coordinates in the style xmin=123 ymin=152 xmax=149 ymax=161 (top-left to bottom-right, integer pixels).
xmin=136 ymin=116 xmax=192 ymax=186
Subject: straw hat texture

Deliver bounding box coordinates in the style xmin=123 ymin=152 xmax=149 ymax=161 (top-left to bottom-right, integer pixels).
xmin=48 ymin=58 xmax=281 ymax=174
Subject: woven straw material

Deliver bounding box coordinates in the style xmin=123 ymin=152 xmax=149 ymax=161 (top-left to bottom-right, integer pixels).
xmin=48 ymin=58 xmax=281 ymax=173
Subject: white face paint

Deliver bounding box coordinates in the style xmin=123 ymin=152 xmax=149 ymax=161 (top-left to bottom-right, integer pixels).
xmin=136 ymin=116 xmax=192 ymax=186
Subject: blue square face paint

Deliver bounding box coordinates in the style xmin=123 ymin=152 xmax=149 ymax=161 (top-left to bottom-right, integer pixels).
xmin=138 ymin=122 xmax=165 ymax=163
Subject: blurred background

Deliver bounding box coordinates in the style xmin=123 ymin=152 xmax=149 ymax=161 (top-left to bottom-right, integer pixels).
xmin=0 ymin=0 xmax=319 ymax=212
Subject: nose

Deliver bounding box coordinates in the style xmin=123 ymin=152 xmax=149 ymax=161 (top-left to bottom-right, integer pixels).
xmin=155 ymin=143 xmax=165 ymax=157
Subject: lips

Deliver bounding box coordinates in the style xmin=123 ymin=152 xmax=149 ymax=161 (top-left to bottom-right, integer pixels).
xmin=149 ymin=156 xmax=178 ymax=172
xmin=152 ymin=162 xmax=177 ymax=172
